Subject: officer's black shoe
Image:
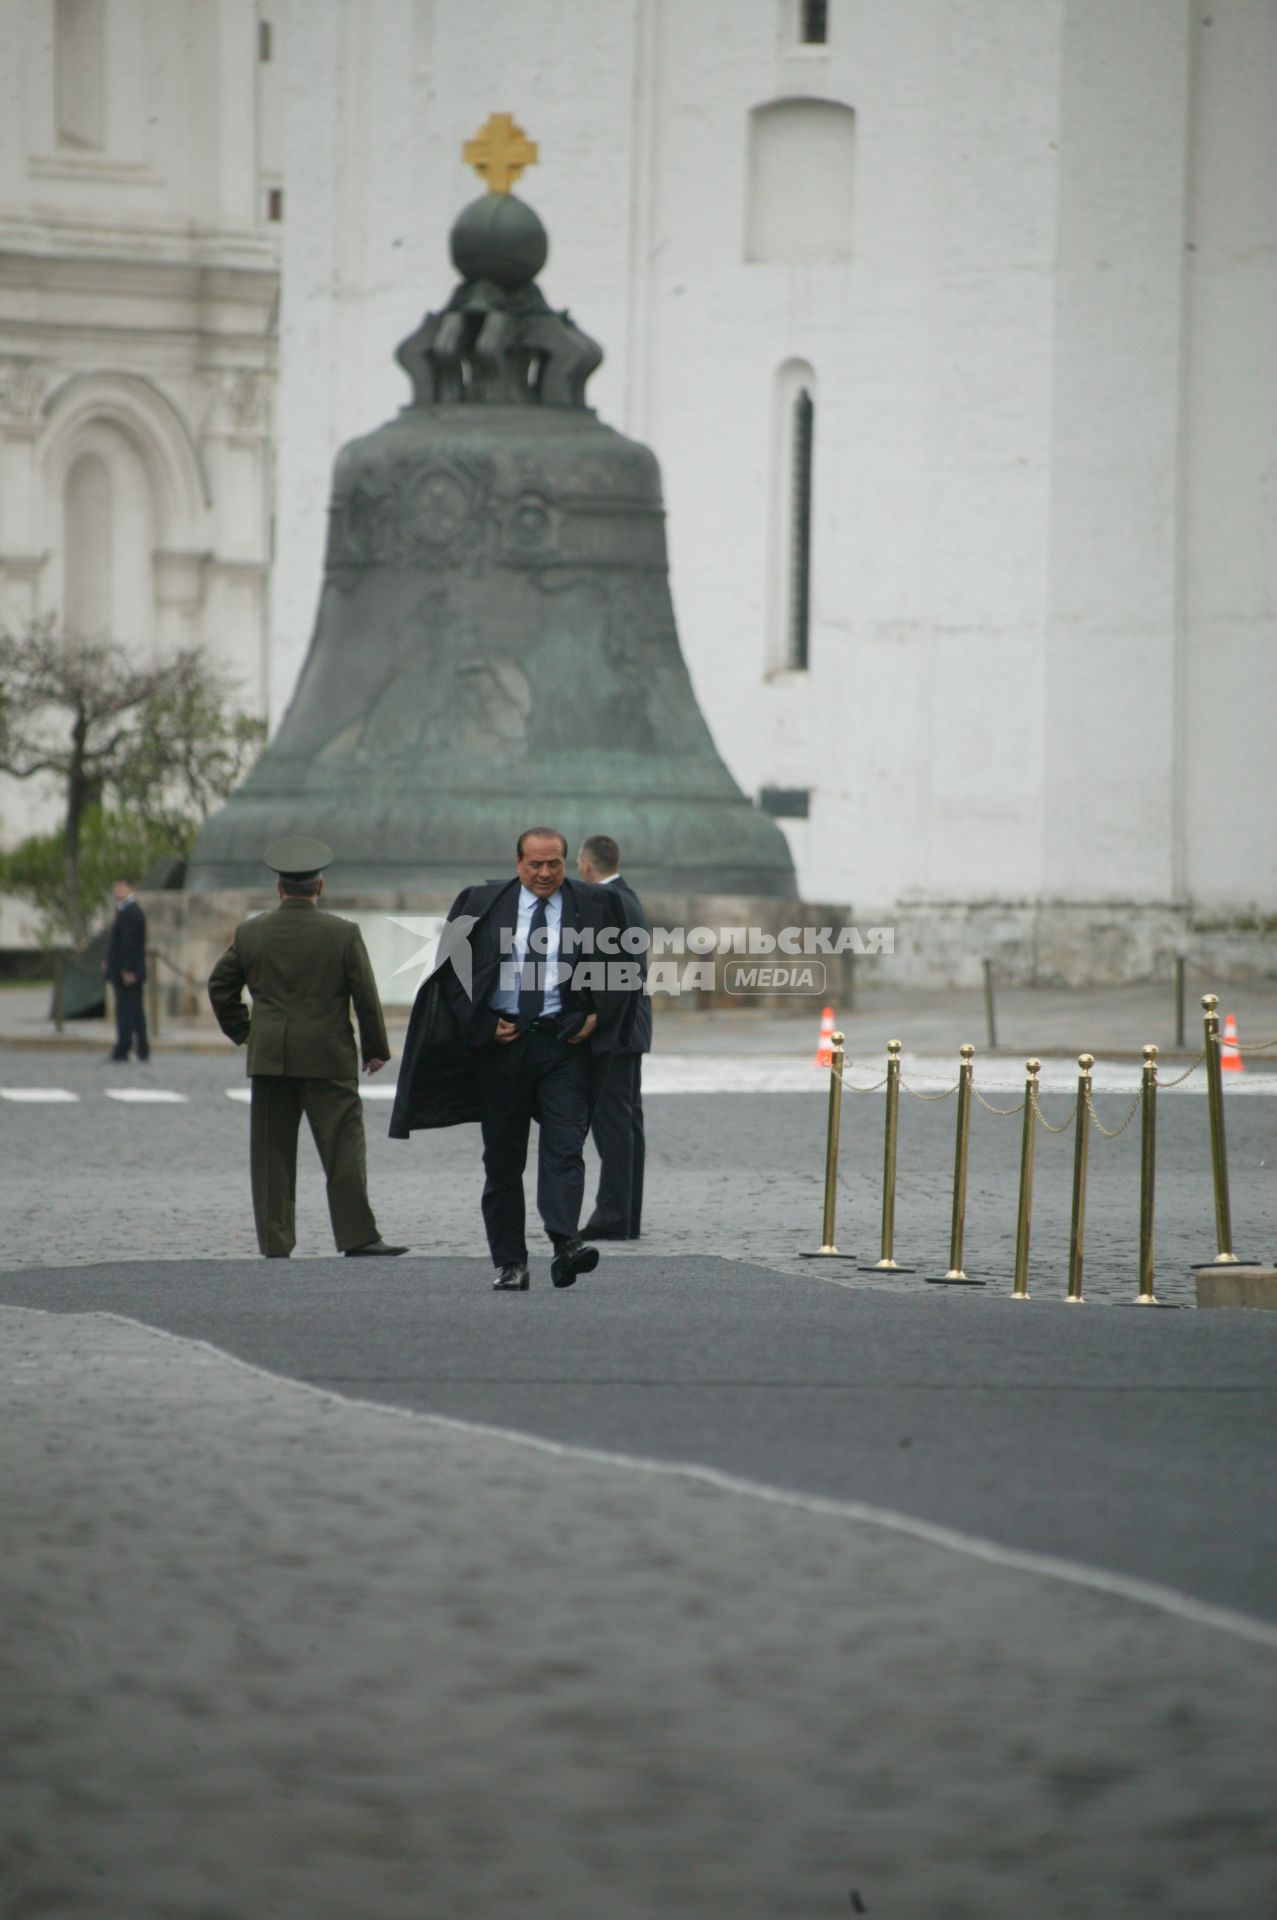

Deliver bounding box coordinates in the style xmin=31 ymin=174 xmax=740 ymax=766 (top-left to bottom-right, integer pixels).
xmin=345 ymin=1238 xmax=408 ymax=1257
xmin=581 ymin=1217 xmax=629 ymax=1240
xmin=550 ymin=1236 xmax=600 ymax=1289
xmin=493 ymin=1261 xmax=530 ymax=1291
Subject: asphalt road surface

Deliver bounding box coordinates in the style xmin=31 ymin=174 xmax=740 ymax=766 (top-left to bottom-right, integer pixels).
xmin=3 ymin=1252 xmax=1275 ymax=1629
xmin=4 ymin=1052 xmax=1275 ymax=1627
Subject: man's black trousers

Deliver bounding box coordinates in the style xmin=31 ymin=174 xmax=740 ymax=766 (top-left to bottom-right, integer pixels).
xmin=478 ymin=1026 xmax=590 ymax=1266
xmin=587 ymin=1052 xmax=644 ymax=1236
xmin=111 ymin=980 xmax=149 ymax=1061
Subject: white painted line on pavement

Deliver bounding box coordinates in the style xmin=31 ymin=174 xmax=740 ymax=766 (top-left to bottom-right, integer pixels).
xmin=103 ymin=1089 xmax=189 ymax=1103
xmin=223 ymin=1085 xmax=397 ymax=1102
xmin=69 ymin=1307 xmax=1277 ymax=1655
xmin=9 ymin=1063 xmax=1274 ymax=1104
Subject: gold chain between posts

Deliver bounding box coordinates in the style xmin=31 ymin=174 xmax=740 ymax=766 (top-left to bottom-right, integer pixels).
xmin=832 ymin=1062 xmax=890 ymax=1094
xmin=1235 ymin=1035 xmax=1277 ymax=1053
xmin=900 ymin=1075 xmax=958 ymax=1102
xmin=1085 ymin=1086 xmax=1143 ymax=1138
xmin=1031 ymin=1086 xmax=1078 ymax=1134
xmin=971 ymin=1086 xmax=1024 ymax=1116
xmin=1158 ymin=1051 xmax=1206 ymax=1088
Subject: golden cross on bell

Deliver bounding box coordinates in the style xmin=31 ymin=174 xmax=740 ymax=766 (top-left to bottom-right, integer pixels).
xmin=462 ymin=112 xmax=539 ymax=196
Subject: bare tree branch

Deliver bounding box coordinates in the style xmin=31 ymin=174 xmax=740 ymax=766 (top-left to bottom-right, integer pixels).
xmin=0 ymin=620 xmax=264 ymax=942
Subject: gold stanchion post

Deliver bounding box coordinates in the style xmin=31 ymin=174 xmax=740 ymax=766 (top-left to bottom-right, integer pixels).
xmin=1200 ymin=994 xmax=1241 ymax=1266
xmin=927 ymin=1044 xmax=983 ymax=1285
xmin=1066 ymin=1054 xmax=1093 ymax=1303
xmin=800 ymin=1030 xmax=857 ymax=1261
xmin=1011 ymin=1059 xmax=1041 ymax=1299
xmin=1135 ymin=1045 xmax=1160 ymax=1304
xmin=859 ymin=1040 xmax=913 ymax=1273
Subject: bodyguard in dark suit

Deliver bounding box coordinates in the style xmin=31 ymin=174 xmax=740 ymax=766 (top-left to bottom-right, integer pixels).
xmin=208 ymin=837 xmax=406 ymax=1261
xmin=577 ymin=836 xmax=651 ymax=1239
xmin=102 ymin=877 xmax=150 ymax=1062
xmin=391 ymin=826 xmax=633 ymax=1292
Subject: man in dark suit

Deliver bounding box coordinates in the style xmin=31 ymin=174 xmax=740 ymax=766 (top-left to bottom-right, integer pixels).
xmin=397 ymin=826 xmax=631 ymax=1292
xmin=207 ymin=836 xmax=407 ymax=1261
xmin=577 ymin=836 xmax=651 ymax=1240
xmin=102 ymin=876 xmax=149 ymax=1062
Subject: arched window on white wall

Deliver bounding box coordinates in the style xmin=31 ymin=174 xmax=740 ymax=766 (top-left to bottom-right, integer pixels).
xmin=745 ymin=98 xmax=855 ymax=265
xmin=767 ymin=359 xmax=817 ymax=675
xmin=55 ymin=0 xmax=106 ymax=150
xmin=53 ymin=424 xmax=157 ymax=656
xmin=40 ymin=372 xmax=214 ymax=666
xmin=63 ymin=453 xmax=113 ymax=639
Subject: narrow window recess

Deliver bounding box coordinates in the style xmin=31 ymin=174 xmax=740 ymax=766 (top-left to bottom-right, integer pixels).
xmin=788 ymin=388 xmax=814 ymax=670
xmin=800 ymin=0 xmax=829 ymax=46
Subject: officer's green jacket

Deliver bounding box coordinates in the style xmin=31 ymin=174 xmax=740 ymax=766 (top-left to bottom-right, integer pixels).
xmin=208 ymin=900 xmax=390 ymax=1079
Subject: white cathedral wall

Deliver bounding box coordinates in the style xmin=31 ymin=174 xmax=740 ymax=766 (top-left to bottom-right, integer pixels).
xmin=0 ymin=0 xmax=279 ymax=943
xmin=269 ymin=0 xmax=1275 ymax=980
xmin=274 ymin=0 xmax=1062 ymax=916
xmin=1181 ymin=1 xmax=1277 ymax=925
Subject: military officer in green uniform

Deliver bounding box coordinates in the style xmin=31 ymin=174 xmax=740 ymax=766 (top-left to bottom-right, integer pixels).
xmin=208 ymin=837 xmax=407 ymax=1260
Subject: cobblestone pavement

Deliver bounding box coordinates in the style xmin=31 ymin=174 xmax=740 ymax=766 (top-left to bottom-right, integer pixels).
xmin=3 ymin=1048 xmax=1274 ymax=1305
xmin=4 ymin=1306 xmax=1274 ymax=1920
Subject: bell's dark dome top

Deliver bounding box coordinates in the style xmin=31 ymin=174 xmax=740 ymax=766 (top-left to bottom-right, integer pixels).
xmin=449 ymin=194 xmax=548 ymax=290
xmin=396 ymin=114 xmax=603 ymax=409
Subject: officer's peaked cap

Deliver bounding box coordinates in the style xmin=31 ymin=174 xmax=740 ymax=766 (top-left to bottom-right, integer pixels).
xmin=264 ymin=836 xmax=333 ymax=880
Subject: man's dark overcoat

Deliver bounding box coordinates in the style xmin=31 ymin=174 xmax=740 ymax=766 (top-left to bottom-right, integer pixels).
xmin=105 ymin=896 xmax=147 ymax=985
xmin=388 ymin=875 xmax=634 ymax=1138
xmin=590 ymin=874 xmax=652 ymax=1057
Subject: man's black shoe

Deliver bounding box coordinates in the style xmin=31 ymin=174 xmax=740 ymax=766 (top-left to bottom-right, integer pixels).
xmin=581 ymin=1219 xmax=629 ymax=1240
xmin=551 ymin=1236 xmax=600 ymax=1289
xmin=345 ymin=1238 xmax=408 ymax=1257
xmin=493 ymin=1261 xmax=530 ymax=1291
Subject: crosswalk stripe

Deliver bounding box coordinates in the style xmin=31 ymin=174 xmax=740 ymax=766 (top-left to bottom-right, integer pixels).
xmin=103 ymin=1089 xmax=189 ymax=1104
xmin=0 ymin=1087 xmax=79 ymax=1103
xmin=222 ymin=1085 xmax=399 ymax=1102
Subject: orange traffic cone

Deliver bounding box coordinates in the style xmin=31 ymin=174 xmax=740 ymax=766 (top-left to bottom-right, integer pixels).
xmin=813 ymin=1006 xmax=836 ymax=1067
xmin=1221 ymin=1012 xmax=1244 ymax=1073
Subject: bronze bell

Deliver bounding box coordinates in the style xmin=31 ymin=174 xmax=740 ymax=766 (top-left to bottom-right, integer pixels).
xmin=187 ymin=155 xmax=796 ymax=900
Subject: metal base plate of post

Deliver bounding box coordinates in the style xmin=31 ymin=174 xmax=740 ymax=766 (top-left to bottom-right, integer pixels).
xmin=1189 ymin=1255 xmax=1265 ymax=1270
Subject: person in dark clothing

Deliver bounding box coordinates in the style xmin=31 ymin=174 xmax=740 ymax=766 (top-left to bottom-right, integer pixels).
xmin=102 ymin=877 xmax=149 ymax=1062
xmin=577 ymin=836 xmax=651 ymax=1239
xmin=391 ymin=826 xmax=635 ymax=1292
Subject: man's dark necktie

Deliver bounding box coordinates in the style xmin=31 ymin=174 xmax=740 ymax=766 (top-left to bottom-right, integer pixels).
xmin=518 ymin=896 xmax=548 ymax=1026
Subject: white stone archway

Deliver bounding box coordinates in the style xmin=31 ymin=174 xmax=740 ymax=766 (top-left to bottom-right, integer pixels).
xmin=37 ymin=370 xmax=212 ymax=659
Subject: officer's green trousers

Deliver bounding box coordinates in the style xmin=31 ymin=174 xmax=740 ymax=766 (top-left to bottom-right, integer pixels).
xmin=249 ymin=1075 xmax=378 ymax=1256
